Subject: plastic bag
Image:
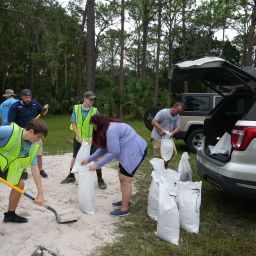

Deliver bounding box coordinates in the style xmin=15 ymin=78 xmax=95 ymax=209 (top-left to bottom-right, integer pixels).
xmin=178 ymin=152 xmax=192 ymax=182
xmin=210 ymin=132 xmax=231 ymax=155
xmin=78 ymin=163 xmax=95 ymax=215
xmin=160 ymin=134 xmax=174 ymax=161
xmin=156 ymin=183 xmax=179 ymax=245
xmin=178 ymin=181 xmax=202 ymax=233
xmin=147 ymin=158 xmax=165 ymax=220
xmin=71 ymin=142 xmax=91 ymax=173
xmin=147 ymin=158 xmax=180 ymax=221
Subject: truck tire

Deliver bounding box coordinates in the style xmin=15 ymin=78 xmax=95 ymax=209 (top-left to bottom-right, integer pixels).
xmin=144 ymin=106 xmax=163 ymax=131
xmin=186 ymin=128 xmax=204 ymax=153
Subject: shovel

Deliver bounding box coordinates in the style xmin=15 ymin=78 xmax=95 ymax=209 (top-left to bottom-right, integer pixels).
xmin=0 ymin=177 xmax=77 ymax=224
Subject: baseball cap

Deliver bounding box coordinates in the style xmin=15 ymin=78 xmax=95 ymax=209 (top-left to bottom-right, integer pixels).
xmin=83 ymin=91 xmax=97 ymax=100
xmin=3 ymin=89 xmax=16 ymax=97
xmin=20 ymin=89 xmax=32 ymax=96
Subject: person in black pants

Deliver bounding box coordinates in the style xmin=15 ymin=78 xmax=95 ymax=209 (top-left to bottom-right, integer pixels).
xmin=60 ymin=91 xmax=106 ymax=189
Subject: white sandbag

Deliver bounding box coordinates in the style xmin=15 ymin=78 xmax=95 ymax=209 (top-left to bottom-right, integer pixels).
xmin=78 ymin=164 xmax=95 ymax=215
xmin=178 ymin=181 xmax=202 ymax=233
xmin=71 ymin=142 xmax=91 ymax=173
xmin=211 ymin=132 xmax=231 ymax=155
xmin=156 ymin=183 xmax=179 ymax=245
xmin=178 ymin=152 xmax=192 ymax=182
xmin=147 ymin=171 xmax=162 ymax=221
xmin=160 ymin=134 xmax=174 ymax=161
xmin=147 ymin=158 xmax=180 ymax=221
xmin=147 ymin=158 xmax=165 ymax=220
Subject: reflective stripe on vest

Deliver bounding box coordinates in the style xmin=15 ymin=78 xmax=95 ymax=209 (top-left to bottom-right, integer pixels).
xmin=7 ymin=143 xmax=39 ymax=185
xmin=0 ymin=123 xmax=22 ymax=172
xmin=0 ymin=123 xmax=40 ymax=185
xmin=73 ymin=105 xmax=97 ymax=142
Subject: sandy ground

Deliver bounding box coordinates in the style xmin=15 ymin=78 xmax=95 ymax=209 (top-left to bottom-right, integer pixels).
xmin=0 ymin=153 xmax=124 ymax=256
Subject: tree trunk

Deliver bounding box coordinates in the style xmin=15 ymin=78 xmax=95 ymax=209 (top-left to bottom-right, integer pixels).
xmin=118 ymin=0 xmax=125 ymax=118
xmin=86 ymin=0 xmax=96 ymax=91
xmin=75 ymin=2 xmax=87 ymax=95
xmin=75 ymin=49 xmax=81 ymax=96
xmin=153 ymin=0 xmax=162 ymax=105
xmin=245 ymin=1 xmax=256 ymax=66
xmin=64 ymin=46 xmax=67 ymax=89
xmin=141 ymin=20 xmax=149 ymax=80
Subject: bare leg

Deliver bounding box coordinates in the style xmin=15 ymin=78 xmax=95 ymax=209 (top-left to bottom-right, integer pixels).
xmin=118 ymin=172 xmax=132 ymax=211
xmin=8 ymin=180 xmax=25 ymax=211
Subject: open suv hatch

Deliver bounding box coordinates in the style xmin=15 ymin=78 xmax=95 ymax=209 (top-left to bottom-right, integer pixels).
xmin=173 ymin=57 xmax=256 ymax=198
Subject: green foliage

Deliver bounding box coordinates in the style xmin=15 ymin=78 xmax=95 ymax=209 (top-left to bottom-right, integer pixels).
xmin=123 ymin=78 xmax=154 ymax=119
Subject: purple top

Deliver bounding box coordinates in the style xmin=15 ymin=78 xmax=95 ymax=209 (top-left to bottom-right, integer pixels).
xmin=87 ymin=122 xmax=147 ymax=173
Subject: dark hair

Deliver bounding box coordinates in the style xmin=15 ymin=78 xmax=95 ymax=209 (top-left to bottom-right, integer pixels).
xmin=91 ymin=115 xmax=122 ymax=148
xmin=25 ymin=119 xmax=48 ymax=137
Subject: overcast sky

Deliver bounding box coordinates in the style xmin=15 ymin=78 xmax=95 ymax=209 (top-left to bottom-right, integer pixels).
xmin=57 ymin=0 xmax=237 ymax=41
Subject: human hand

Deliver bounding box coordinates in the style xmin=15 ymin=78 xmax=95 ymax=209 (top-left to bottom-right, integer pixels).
xmin=161 ymin=129 xmax=166 ymax=137
xmin=81 ymin=159 xmax=88 ymax=166
xmin=35 ymin=193 xmax=45 ymax=206
xmin=42 ymin=104 xmax=49 ymax=115
xmin=88 ymin=163 xmax=96 ymax=171
xmin=78 ymin=137 xmax=83 ymax=144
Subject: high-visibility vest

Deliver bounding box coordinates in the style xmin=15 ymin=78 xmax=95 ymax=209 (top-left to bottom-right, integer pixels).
xmin=0 ymin=123 xmax=39 ymax=185
xmin=71 ymin=105 xmax=97 ymax=142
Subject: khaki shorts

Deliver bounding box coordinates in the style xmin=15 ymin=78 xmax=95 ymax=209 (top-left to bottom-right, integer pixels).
xmin=152 ymin=139 xmax=177 ymax=158
xmin=37 ymin=139 xmax=43 ymax=156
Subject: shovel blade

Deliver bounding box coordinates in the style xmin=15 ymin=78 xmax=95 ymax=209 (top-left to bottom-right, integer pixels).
xmin=45 ymin=205 xmax=78 ymax=224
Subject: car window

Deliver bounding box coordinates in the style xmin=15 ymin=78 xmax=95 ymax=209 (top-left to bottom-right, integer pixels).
xmin=214 ymin=96 xmax=223 ymax=106
xmin=224 ymin=97 xmax=255 ymax=116
xmin=183 ymin=96 xmax=210 ymax=111
xmin=244 ymin=102 xmax=256 ymax=120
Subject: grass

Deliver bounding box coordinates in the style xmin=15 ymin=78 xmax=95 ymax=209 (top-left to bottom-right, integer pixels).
xmin=43 ymin=115 xmax=256 ymax=256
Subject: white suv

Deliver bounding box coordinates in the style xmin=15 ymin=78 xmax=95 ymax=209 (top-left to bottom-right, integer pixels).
xmin=173 ymin=57 xmax=256 ymax=198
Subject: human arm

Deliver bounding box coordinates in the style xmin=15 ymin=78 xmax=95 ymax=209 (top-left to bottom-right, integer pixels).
xmin=72 ymin=123 xmax=83 ymax=144
xmin=151 ymin=118 xmax=166 ymax=137
xmin=169 ymin=116 xmax=181 ymax=137
xmin=31 ymin=165 xmax=44 ymax=205
xmin=81 ymin=147 xmax=108 ymax=166
xmin=8 ymin=103 xmax=18 ymax=124
xmin=41 ymin=104 xmax=49 ymax=116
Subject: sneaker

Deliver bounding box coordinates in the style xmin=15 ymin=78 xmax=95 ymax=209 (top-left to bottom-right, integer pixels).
xmin=112 ymin=201 xmax=131 ymax=207
xmin=60 ymin=173 xmax=76 ymax=184
xmin=40 ymin=170 xmax=48 ymax=178
xmin=110 ymin=208 xmax=130 ymax=217
xmin=98 ymin=179 xmax=107 ymax=190
xmin=21 ymin=171 xmax=28 ymax=180
xmin=3 ymin=212 xmax=28 ymax=223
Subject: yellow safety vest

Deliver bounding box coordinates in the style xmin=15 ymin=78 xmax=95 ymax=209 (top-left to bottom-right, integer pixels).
xmin=0 ymin=123 xmax=39 ymax=185
xmin=70 ymin=105 xmax=97 ymax=142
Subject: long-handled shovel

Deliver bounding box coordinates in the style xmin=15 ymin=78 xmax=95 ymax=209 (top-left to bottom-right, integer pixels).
xmin=0 ymin=177 xmax=77 ymax=224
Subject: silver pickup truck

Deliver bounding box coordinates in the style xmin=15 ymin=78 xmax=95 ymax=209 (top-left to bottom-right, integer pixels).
xmin=144 ymin=92 xmax=223 ymax=153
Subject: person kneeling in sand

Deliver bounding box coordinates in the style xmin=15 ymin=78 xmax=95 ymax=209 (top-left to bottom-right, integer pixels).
xmin=0 ymin=119 xmax=47 ymax=223
xmin=81 ymin=115 xmax=147 ymax=217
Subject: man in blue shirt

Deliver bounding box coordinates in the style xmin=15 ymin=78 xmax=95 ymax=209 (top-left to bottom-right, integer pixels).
xmin=8 ymin=89 xmax=49 ymax=179
xmin=0 ymin=89 xmax=18 ymax=125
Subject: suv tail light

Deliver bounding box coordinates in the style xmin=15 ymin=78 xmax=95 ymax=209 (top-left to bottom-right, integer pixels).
xmin=231 ymin=126 xmax=256 ymax=151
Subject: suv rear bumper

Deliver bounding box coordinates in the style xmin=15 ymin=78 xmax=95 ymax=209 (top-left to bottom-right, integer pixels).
xmin=196 ymin=150 xmax=256 ymax=198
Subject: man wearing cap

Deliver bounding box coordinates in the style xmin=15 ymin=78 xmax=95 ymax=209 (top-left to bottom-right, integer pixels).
xmin=8 ymin=89 xmax=49 ymax=179
xmin=0 ymin=89 xmax=18 ymax=126
xmin=61 ymin=91 xmax=107 ymax=189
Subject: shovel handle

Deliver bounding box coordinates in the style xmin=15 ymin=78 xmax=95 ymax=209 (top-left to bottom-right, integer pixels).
xmin=0 ymin=176 xmax=38 ymax=202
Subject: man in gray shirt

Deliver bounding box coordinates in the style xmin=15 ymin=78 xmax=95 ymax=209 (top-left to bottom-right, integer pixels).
xmin=151 ymin=102 xmax=183 ymax=157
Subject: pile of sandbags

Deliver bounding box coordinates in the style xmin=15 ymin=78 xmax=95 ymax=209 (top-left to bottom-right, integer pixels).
xmin=147 ymin=155 xmax=202 ymax=245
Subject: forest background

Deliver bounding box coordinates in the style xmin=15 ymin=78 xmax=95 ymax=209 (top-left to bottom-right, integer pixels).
xmin=1 ymin=0 xmax=255 ymax=118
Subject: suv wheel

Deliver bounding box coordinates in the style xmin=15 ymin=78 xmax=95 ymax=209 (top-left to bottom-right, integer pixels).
xmin=186 ymin=128 xmax=204 ymax=153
